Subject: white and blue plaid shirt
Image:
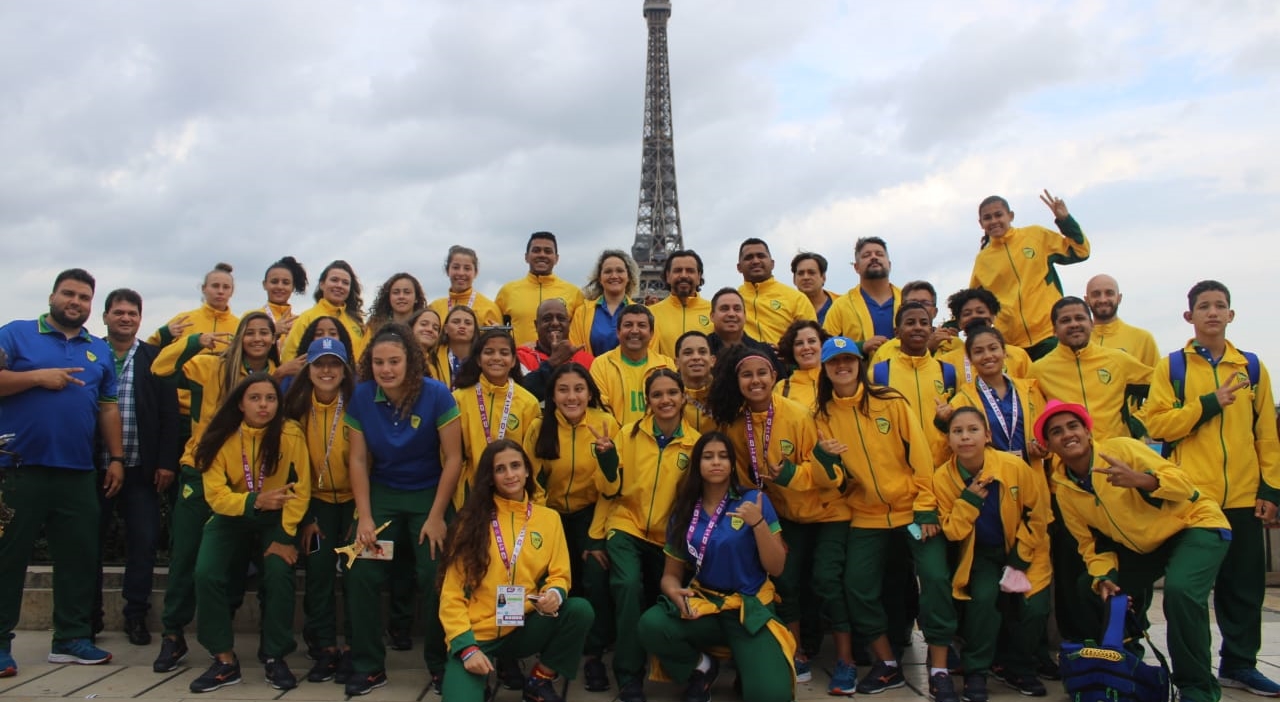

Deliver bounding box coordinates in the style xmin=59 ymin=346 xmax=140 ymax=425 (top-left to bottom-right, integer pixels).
xmin=101 ymin=339 xmax=140 ymax=467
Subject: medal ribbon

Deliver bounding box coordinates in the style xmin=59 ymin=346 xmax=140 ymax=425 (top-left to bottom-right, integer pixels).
xmin=686 ymin=493 xmax=730 ymax=575
xmin=239 ymin=428 xmax=262 ymax=493
xmin=977 ymin=377 xmax=1020 ymax=451
xmin=477 ymin=381 xmax=515 ymax=443
xmin=311 ymin=396 xmax=344 ymax=489
xmin=744 ymin=404 xmax=774 ymax=487
xmin=493 ymin=502 xmax=534 ymax=581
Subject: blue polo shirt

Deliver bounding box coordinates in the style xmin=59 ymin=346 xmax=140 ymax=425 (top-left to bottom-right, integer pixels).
xmin=589 ymin=297 xmax=628 ymax=357
xmin=0 ymin=315 xmax=117 ymax=470
xmin=861 ymin=288 xmax=895 ymax=339
xmin=665 ymin=488 xmax=780 ymax=596
xmin=344 ymin=377 xmax=459 ymax=490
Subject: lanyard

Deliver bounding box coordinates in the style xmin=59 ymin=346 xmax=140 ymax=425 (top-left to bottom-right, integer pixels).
xmin=686 ymin=493 xmax=730 ymax=574
xmin=263 ymin=304 xmax=276 ymax=324
xmin=493 ymin=502 xmax=534 ymax=581
xmin=448 ymin=350 xmax=463 ymax=389
xmin=449 ymin=290 xmax=477 ymax=310
xmin=744 ymin=404 xmax=774 ymax=487
xmin=477 ymin=382 xmax=515 ymax=442
xmin=239 ymin=428 xmax=262 ymax=493
xmin=311 ymin=397 xmax=344 ymax=489
xmin=977 ymin=377 xmax=1019 ymax=449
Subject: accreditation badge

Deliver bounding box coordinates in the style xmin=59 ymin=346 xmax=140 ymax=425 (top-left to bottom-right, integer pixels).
xmin=495 ymin=585 xmax=526 ymax=627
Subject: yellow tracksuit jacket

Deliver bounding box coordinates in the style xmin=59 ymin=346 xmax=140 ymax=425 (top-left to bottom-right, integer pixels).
xmin=283 ymin=299 xmax=367 ymax=361
xmin=969 ymin=218 xmax=1090 ymax=349
xmin=1140 ymin=340 xmax=1280 ymax=508
xmin=815 ymin=386 xmax=938 ymax=528
xmin=1091 ymin=318 xmax=1159 ymax=367
xmin=682 ymin=385 xmax=717 ymax=435
xmin=202 ymin=420 xmax=312 ymax=543
xmin=590 ymin=348 xmax=676 ymax=427
xmin=873 ymin=351 xmax=958 ymax=465
xmin=429 ymin=290 xmax=503 ymax=329
xmin=648 ymin=294 xmax=714 ymax=359
xmin=1030 ymin=342 xmax=1151 ymax=441
xmin=440 ymin=496 xmax=571 ymax=652
xmin=148 ymin=303 xmax=240 ymax=352
xmin=822 ymin=284 xmax=902 ymax=342
xmin=568 ymin=297 xmax=661 ymax=356
xmin=302 ymin=393 xmax=353 ymax=504
xmin=453 ymin=377 xmax=542 ymax=509
xmin=597 ymin=418 xmax=701 ymax=546
xmin=946 ymin=376 xmax=1046 ymax=457
xmin=495 ymin=273 xmax=585 ymax=347
xmin=774 ymin=366 xmax=820 ymax=413
xmin=1050 ymin=437 xmax=1230 ymax=590
xmin=525 ymin=408 xmax=620 ymax=515
xmin=935 ymin=448 xmax=1052 ymax=599
xmin=739 ymin=278 xmax=817 ymax=345
xmin=938 ymin=343 xmax=1033 ymax=384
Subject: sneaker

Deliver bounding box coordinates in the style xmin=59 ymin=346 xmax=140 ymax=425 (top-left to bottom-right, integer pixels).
xmin=989 ymin=663 xmax=1008 ymax=683
xmin=124 ymin=617 xmax=151 ymax=646
xmin=307 ymin=649 xmax=340 ymax=683
xmin=619 ymin=679 xmax=647 ymax=702
xmin=583 ymin=656 xmax=610 ymax=692
xmin=499 ymin=656 xmax=526 ymax=690
xmin=828 ymin=659 xmax=858 ymax=696
xmin=963 ymin=673 xmax=989 ymax=702
xmin=152 ymin=634 xmax=188 ymax=672
xmin=1003 ymin=673 xmax=1048 ymax=697
xmin=48 ymin=638 xmax=111 ymax=665
xmin=0 ymin=649 xmax=15 ymax=678
xmin=333 ymin=649 xmax=354 ymax=685
xmin=929 ymin=672 xmax=960 ymax=702
xmin=524 ymin=674 xmax=565 ymax=702
xmin=857 ymin=662 xmax=906 ymax=694
xmin=345 ymin=670 xmax=389 ymax=696
xmin=1036 ymin=654 xmax=1062 ymax=681
xmin=682 ymin=656 xmax=719 ymax=702
xmin=264 ymin=657 xmax=298 ymax=690
xmin=189 ymin=659 xmax=241 ymax=693
xmin=794 ymin=655 xmax=812 ymax=683
xmin=431 ymin=671 xmax=444 ymax=695
xmin=1220 ymin=668 xmax=1280 ymax=697
xmin=386 ymin=626 xmax=412 ymax=651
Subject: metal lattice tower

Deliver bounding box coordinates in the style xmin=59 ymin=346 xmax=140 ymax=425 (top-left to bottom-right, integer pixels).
xmin=632 ymin=0 xmax=683 ymax=298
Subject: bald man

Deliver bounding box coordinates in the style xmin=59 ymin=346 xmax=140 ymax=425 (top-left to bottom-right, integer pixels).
xmin=1085 ymin=274 xmax=1159 ymax=366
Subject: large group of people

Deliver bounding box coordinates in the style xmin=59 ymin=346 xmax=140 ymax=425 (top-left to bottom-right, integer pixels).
xmin=0 ymin=190 xmax=1276 ymax=702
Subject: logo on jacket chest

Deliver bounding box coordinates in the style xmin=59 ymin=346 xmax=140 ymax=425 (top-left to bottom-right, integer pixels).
xmin=676 ymin=453 xmax=690 ymax=470
xmin=875 ymin=418 xmax=891 ymax=434
xmin=769 ymin=300 xmax=782 ymax=311
xmin=1097 ymin=369 xmax=1112 ymax=385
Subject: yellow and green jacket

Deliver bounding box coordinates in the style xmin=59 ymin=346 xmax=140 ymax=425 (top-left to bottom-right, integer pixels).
xmin=946 ymin=376 xmax=1046 ymax=468
xmin=822 ymin=284 xmax=902 ymax=342
xmin=872 ymin=351 xmax=958 ymax=466
xmin=1091 ymin=318 xmax=1159 ymax=367
xmin=773 ymin=366 xmax=820 ymax=413
xmin=302 ymin=393 xmax=353 ymax=504
xmin=429 ymin=290 xmax=503 ymax=329
xmin=1140 ymin=340 xmax=1280 ymax=508
xmin=1050 ymin=437 xmax=1229 ymax=590
xmin=597 ymin=418 xmax=701 ymax=546
xmin=814 ymin=385 xmax=937 ymax=529
xmin=202 ymin=420 xmax=311 ymax=543
xmin=938 ymin=343 xmax=1033 ymax=384
xmin=1029 ymin=342 xmax=1151 ymax=441
xmin=525 ymin=408 xmax=620 ymax=515
xmin=569 ymin=296 xmax=659 ymax=356
xmin=739 ymin=278 xmax=817 ymax=345
xmin=453 ymin=377 xmax=542 ymax=509
xmin=283 ymin=299 xmax=367 ymax=361
xmin=648 ymin=294 xmax=714 ymax=359
xmin=495 ymin=273 xmax=585 ymax=347
xmin=935 ymin=447 xmax=1052 ymax=599
xmin=440 ymin=496 xmax=571 ymax=650
xmin=682 ymin=385 xmax=717 ymax=435
xmin=969 ymin=218 xmax=1090 ymax=349
xmin=590 ymin=347 xmax=676 ymax=427
xmin=148 ymin=303 xmax=239 ymax=353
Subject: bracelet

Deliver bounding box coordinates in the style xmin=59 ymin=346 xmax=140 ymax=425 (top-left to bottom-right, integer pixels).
xmin=109 ymin=456 xmax=124 ymax=464
xmin=460 ymin=645 xmax=480 ymax=662
xmin=750 ymin=518 xmax=765 ymax=528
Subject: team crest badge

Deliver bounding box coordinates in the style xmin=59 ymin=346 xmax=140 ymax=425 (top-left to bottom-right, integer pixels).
xmin=730 ymin=516 xmax=745 ymax=530
xmin=182 ymin=484 xmax=194 ymax=499
xmin=1010 ymin=486 xmax=1019 ymax=497
xmin=875 ymin=418 xmax=891 ymax=434
xmin=1236 ymin=372 xmax=1250 ymax=387
xmin=676 ymin=453 xmax=690 ymax=470
xmin=934 ymin=380 xmax=946 ymax=395
xmin=1022 ymin=247 xmax=1036 ymax=259
xmin=770 ymin=300 xmax=782 ymax=310
xmin=780 ymin=440 xmax=795 ymax=456
xmin=410 ymin=414 xmax=422 ymax=429
xmin=1097 ymin=369 xmax=1112 ymax=385
xmin=507 ymin=415 xmax=520 ymax=429
xmin=86 ymin=351 xmax=97 ymax=362
xmin=698 ymin=315 xmax=710 ymax=326
xmin=530 ymin=532 xmax=543 ymax=549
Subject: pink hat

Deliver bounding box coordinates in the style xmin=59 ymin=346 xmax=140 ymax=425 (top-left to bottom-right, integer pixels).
xmin=1033 ymin=399 xmax=1093 ymax=446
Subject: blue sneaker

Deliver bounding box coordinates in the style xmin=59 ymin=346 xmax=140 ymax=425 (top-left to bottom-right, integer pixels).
xmin=0 ymin=649 xmax=15 ymax=677
xmin=1220 ymin=668 xmax=1280 ymax=697
xmin=795 ymin=656 xmax=812 ymax=683
xmin=828 ymin=660 xmax=858 ymax=696
xmin=48 ymin=638 xmax=111 ymax=665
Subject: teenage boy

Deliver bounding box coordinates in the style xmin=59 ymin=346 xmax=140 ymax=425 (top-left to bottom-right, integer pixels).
xmin=936 ymin=288 xmax=1033 ymax=382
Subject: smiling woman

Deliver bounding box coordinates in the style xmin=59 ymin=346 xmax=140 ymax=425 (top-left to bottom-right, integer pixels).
xmin=283 ymin=261 xmax=367 ymax=363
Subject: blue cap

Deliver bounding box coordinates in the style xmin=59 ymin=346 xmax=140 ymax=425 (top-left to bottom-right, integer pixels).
xmin=306 ymin=337 xmax=349 ymax=364
xmin=820 ymin=336 xmax=863 ymax=363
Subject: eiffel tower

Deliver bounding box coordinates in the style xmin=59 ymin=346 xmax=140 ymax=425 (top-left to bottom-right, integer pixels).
xmin=631 ymin=0 xmax=683 ymax=299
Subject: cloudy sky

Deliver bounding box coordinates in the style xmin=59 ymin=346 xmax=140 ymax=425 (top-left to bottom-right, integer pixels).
xmin=3 ymin=1 xmax=1278 ymax=384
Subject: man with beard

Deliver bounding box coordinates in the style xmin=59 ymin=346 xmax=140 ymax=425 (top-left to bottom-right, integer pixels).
xmin=707 ymin=287 xmax=785 ymax=377
xmin=0 ymin=269 xmax=124 ymax=677
xmin=1085 ymin=274 xmax=1159 ymax=366
xmin=648 ymin=250 xmax=714 ymax=358
xmin=791 ymin=252 xmax=841 ymax=325
xmin=496 ymin=231 xmax=585 ymax=347
xmin=517 ymin=299 xmax=595 ymax=403
xmin=824 ymin=237 xmax=901 ymax=358
xmin=737 ymin=238 xmax=816 ymax=346
xmin=590 ymin=305 xmax=675 ymax=426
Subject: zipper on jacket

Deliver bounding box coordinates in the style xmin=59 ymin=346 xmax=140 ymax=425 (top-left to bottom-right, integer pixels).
xmin=1001 ymin=245 xmax=1033 ymax=343
xmin=645 ymin=442 xmax=668 ymax=538
xmin=851 ymin=410 xmax=893 ymax=526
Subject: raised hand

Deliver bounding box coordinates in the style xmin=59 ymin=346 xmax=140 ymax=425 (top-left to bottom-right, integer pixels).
xmin=965 ymin=470 xmax=989 ymax=499
xmin=587 ymin=422 xmax=614 ymax=453
xmin=1216 ymin=378 xmax=1251 ymax=408
xmin=168 ymin=315 xmax=193 ymax=339
xmin=816 ymin=429 xmax=848 ymax=457
xmin=1095 ymin=453 xmax=1157 ymax=490
xmin=276 ymin=313 xmax=298 ymax=338
xmin=198 ymin=331 xmax=234 ymax=350
xmin=36 ymin=367 xmax=86 ymax=390
xmin=934 ymin=397 xmax=954 ymax=422
xmin=274 ymin=354 xmax=307 ymax=380
xmin=728 ymin=491 xmax=766 ymax=527
xmin=254 ymin=483 xmax=296 ymax=510
xmin=1039 ymin=189 xmax=1070 ymax=220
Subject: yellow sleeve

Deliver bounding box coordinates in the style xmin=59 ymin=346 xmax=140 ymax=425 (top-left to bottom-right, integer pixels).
xmin=278 ymin=426 xmax=312 ymax=539
xmin=281 ymin=308 xmax=312 ymax=361
xmin=202 ymin=445 xmax=253 ymax=518
xmin=151 ymin=334 xmax=205 ymax=380
xmin=1140 ymin=355 xmax=1205 ymax=443
xmin=589 ymin=360 xmax=616 ymax=420
xmin=1010 ymin=459 xmax=1050 ymax=566
xmin=438 ymin=561 xmax=476 ymax=653
xmin=901 ymin=401 xmax=940 ymax=521
xmin=539 ymin=510 xmax=573 ymax=597
xmin=823 ymin=298 xmax=865 ymax=341
xmin=1119 ymin=439 xmax=1199 ymax=502
xmin=935 ymin=466 xmax=979 ymax=542
xmin=1254 ymin=364 xmax=1280 ymax=501
xmin=568 ymin=304 xmax=592 ymax=350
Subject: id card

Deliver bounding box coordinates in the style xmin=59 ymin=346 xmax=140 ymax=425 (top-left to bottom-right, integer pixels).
xmin=495 ymin=585 xmax=526 ymax=627
xmin=356 ymin=540 xmax=395 ymax=560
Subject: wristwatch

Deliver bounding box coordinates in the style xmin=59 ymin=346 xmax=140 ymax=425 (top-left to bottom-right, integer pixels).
xmin=109 ymin=456 xmax=124 ymax=464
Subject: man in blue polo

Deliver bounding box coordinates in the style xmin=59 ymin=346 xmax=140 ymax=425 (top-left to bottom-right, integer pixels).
xmin=0 ymin=268 xmax=125 ymax=677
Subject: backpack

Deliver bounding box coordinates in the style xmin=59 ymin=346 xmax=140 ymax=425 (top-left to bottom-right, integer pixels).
xmin=872 ymin=359 xmax=957 ymax=395
xmin=1059 ymin=594 xmax=1172 ymax=702
xmin=1160 ymin=348 xmax=1260 ymax=457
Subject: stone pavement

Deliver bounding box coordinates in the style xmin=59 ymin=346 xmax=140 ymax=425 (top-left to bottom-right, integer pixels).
xmin=2 ymin=590 xmax=1278 ymax=701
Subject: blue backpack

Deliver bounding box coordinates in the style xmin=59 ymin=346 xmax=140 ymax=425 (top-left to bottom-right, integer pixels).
xmin=1160 ymin=348 xmax=1260 ymax=457
xmin=1060 ymin=594 xmax=1172 ymax=702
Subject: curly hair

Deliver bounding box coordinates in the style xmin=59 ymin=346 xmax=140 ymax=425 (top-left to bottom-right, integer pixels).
xmin=706 ymin=344 xmax=774 ymax=426
xmin=357 ymin=323 xmax=426 ymax=419
xmin=582 ymin=250 xmax=640 ymax=301
xmin=263 ymin=256 xmax=308 ymax=294
xmin=313 ymin=260 xmax=364 ymax=318
xmin=776 ymin=320 xmax=828 ymax=368
xmin=366 ymin=273 xmax=427 ymax=335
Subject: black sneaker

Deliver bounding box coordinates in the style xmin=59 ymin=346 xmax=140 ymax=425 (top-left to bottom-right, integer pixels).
xmin=333 ymin=649 xmax=353 ymax=684
xmin=524 ymin=674 xmax=565 ymax=702
xmin=962 ymin=673 xmax=988 ymax=702
xmin=386 ymin=626 xmax=412 ymax=651
xmin=264 ymin=657 xmax=298 ymax=690
xmin=583 ymin=656 xmax=610 ymax=692
xmin=619 ymin=679 xmax=647 ymax=702
xmin=1036 ymin=655 xmax=1061 ymax=681
xmin=857 ymin=662 xmax=906 ymax=694
xmin=682 ymin=657 xmax=719 ymax=702
xmin=499 ymin=656 xmax=525 ymax=690
xmin=1004 ymin=673 xmax=1047 ymax=697
xmin=345 ymin=670 xmax=388 ymax=696
xmin=190 ymin=659 xmax=241 ymax=693
xmin=303 ymin=632 xmax=322 ymax=660
xmin=152 ymin=635 xmax=188 ymax=673
xmin=124 ymin=617 xmax=151 ymax=646
xmin=929 ymin=672 xmax=960 ymax=702
xmin=307 ymin=649 xmax=340 ymax=683
xmin=431 ymin=671 xmax=444 ymax=695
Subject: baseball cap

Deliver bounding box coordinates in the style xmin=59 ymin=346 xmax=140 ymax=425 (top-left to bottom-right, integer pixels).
xmin=306 ymin=337 xmax=349 ymax=364
xmin=1032 ymin=399 xmax=1093 ymax=445
xmin=820 ymin=336 xmax=863 ymax=363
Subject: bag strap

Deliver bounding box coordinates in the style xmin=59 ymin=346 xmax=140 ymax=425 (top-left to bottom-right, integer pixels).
xmin=939 ymin=361 xmax=957 ymax=395
xmin=1101 ymin=594 xmax=1129 ymax=648
xmin=872 ymin=361 xmax=889 ymax=387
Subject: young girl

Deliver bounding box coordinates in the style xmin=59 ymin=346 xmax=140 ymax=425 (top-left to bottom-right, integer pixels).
xmin=675 ymin=331 xmax=717 ymax=434
xmin=342 ymin=324 xmax=463 ymax=696
xmin=813 ymin=336 xmax=958 ymax=701
xmin=595 ymin=369 xmax=701 ymax=701
xmin=525 ymin=363 xmax=620 ymax=692
xmin=261 ymin=255 xmax=308 ymax=343
xmin=934 ymin=408 xmax=1051 ymax=700
xmin=436 ymin=305 xmax=478 ymax=390
xmin=938 ymin=288 xmax=1033 ymax=383
xmin=366 ymin=273 xmax=427 ymax=339
xmin=437 ymin=440 xmax=594 ymax=702
xmin=148 ymin=262 xmax=239 ymax=352
xmin=408 ymin=308 xmax=443 ymax=379
xmin=284 ymin=260 xmax=367 ymax=362
xmin=429 ymin=245 xmax=503 ymax=328
xmin=282 ymin=338 xmax=356 ymax=684
xmin=189 ymin=373 xmax=310 ymax=693
xmin=277 ymin=315 xmax=357 ymax=384
xmin=969 ymin=190 xmax=1090 ymax=359
xmin=775 ymin=320 xmax=827 ymax=411
xmin=636 ymin=432 xmax=795 ymax=702
xmin=570 ymin=250 xmax=641 ymax=356
xmin=452 ymin=329 xmax=541 ymax=509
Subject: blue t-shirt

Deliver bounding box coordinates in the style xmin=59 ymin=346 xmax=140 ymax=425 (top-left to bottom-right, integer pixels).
xmin=344 ymin=378 xmax=459 ymax=491
xmin=0 ymin=316 xmax=118 ymax=470
xmin=666 ymin=488 xmax=779 ymax=595
xmin=861 ymin=289 xmax=895 ymax=339
xmin=981 ymin=380 xmax=1026 ymax=459
xmin=589 ymin=297 xmax=628 ymax=357
xmin=815 ymin=293 xmax=834 ymax=326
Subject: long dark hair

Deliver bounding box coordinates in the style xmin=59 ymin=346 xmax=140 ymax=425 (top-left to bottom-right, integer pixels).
xmin=282 ymin=345 xmax=356 ymax=422
xmin=534 ymin=363 xmax=605 ymax=460
xmin=630 ymin=368 xmax=684 ymax=438
xmin=367 ymin=272 xmax=427 ymax=334
xmin=194 ymin=373 xmax=286 ymax=479
xmin=666 ymin=432 xmax=742 ymax=550
xmin=453 ymin=329 xmax=524 ymax=389
xmin=357 ymin=324 xmax=426 ymax=419
xmin=815 ymin=351 xmax=904 ymax=418
xmin=707 ymin=345 xmax=773 ymax=425
xmin=314 ymin=260 xmax=364 ymax=317
xmin=292 ymin=315 xmax=356 ymax=363
xmin=407 ymin=307 xmax=445 ymax=380
xmin=220 ymin=312 xmax=279 ymax=401
xmin=439 ymin=439 xmax=537 ymax=592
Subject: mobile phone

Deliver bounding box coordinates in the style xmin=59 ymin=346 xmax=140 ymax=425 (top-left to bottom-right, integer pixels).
xmin=907 ymin=523 xmax=923 ymax=541
xmin=357 ymin=540 xmax=395 ymax=560
xmin=305 ymin=532 xmax=321 ymax=555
